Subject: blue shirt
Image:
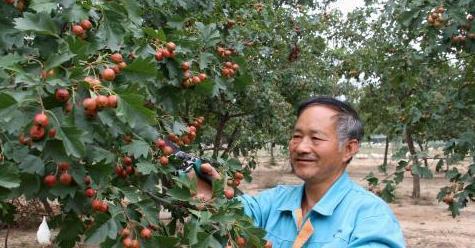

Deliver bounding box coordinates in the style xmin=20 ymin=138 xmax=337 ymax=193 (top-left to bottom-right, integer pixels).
xmin=239 ymin=172 xmax=405 ymax=247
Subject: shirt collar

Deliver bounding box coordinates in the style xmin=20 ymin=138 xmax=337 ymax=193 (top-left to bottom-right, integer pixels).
xmin=277 ymin=172 xmax=352 ymax=216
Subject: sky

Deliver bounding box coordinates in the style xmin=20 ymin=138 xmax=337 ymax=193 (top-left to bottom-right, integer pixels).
xmin=331 ymin=0 xmax=365 ymax=14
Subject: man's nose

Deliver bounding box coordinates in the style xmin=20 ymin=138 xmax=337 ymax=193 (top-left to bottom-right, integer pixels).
xmin=295 ymin=137 xmax=312 ymax=153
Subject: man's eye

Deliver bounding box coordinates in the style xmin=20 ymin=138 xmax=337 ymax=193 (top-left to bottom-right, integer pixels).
xmin=292 ymin=135 xmax=301 ymax=139
xmin=312 ymin=137 xmax=322 ymax=141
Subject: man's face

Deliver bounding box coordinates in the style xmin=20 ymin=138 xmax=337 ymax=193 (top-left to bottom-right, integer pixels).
xmin=289 ymin=105 xmax=349 ymax=184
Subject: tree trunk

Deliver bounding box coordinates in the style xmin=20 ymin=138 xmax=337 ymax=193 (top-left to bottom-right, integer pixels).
xmin=405 ymin=128 xmax=421 ymax=199
xmin=417 ymin=141 xmax=429 ymax=167
xmin=4 ymin=224 xmax=9 ymax=248
xmin=270 ymin=142 xmax=275 ymax=159
xmin=381 ymin=135 xmax=390 ymax=174
xmin=212 ymin=113 xmax=229 ymax=158
xmin=222 ymin=125 xmax=240 ymax=158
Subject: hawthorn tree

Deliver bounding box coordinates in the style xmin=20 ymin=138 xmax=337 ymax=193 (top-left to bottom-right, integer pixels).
xmin=0 ymin=1 xmax=283 ymax=247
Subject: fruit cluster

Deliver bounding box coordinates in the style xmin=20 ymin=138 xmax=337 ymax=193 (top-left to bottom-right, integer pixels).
xmin=221 ymin=61 xmax=240 ymax=78
xmin=29 ymin=113 xmax=53 ymax=141
xmin=451 ymin=14 xmax=475 ymax=44
xmin=82 ymin=94 xmax=118 ymax=118
xmin=154 ymin=42 xmax=176 ymax=61
xmin=216 ymin=47 xmax=234 ymax=57
xmin=120 ymin=225 xmax=153 ymax=248
xmin=426 ymin=6 xmax=446 ymax=28
xmin=180 ymin=61 xmax=207 ymax=88
xmin=71 ymin=19 xmax=93 ymax=39
xmin=114 ymin=156 xmax=136 ymax=178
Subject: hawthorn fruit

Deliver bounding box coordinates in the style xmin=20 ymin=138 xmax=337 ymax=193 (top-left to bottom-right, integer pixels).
xmin=43 ymin=175 xmax=57 ymax=187
xmin=101 ymin=68 xmax=116 ymax=81
xmin=48 ymin=128 xmax=56 ymax=138
xmin=34 ymin=113 xmax=49 ymax=127
xmin=159 ymin=156 xmax=169 ymax=166
xmin=110 ymin=53 xmax=123 ymax=64
xmin=85 ymin=188 xmax=96 ymax=198
xmin=60 ymin=172 xmax=72 ymax=185
xmin=80 ymin=19 xmax=92 ymax=30
xmin=224 ymin=187 xmax=235 ymax=199
xmin=55 ymin=88 xmax=70 ymax=102
xmin=30 ymin=125 xmax=45 ymax=140
xmin=140 ymin=227 xmax=152 ymax=239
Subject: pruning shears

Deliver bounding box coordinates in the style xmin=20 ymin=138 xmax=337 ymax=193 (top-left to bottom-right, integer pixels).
xmin=166 ymin=141 xmax=214 ymax=183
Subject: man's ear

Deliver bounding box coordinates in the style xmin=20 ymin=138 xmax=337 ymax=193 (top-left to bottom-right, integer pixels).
xmin=342 ymin=139 xmax=359 ymax=164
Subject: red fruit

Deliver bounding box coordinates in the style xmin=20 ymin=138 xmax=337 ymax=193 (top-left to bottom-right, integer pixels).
xmin=232 ymin=63 xmax=240 ymax=70
xmin=83 ymin=98 xmax=97 ymax=112
xmin=83 ymin=175 xmax=92 ymax=185
xmin=224 ymin=61 xmax=233 ymax=68
xmin=224 ymin=50 xmax=232 ymax=56
xmin=118 ymin=62 xmax=127 ymax=70
xmin=188 ymin=126 xmax=197 ymax=133
xmin=95 ymin=95 xmax=109 ymax=108
xmin=91 ymin=199 xmax=102 ymax=210
xmin=234 ymin=171 xmax=244 ymax=180
xmin=60 ymin=172 xmax=72 ymax=185
xmin=121 ymin=228 xmax=131 ymax=238
xmin=110 ymin=53 xmax=123 ymax=64
xmin=162 ymin=146 xmax=173 ymax=156
xmin=57 ymin=161 xmax=70 ymax=171
xmin=224 ymin=187 xmax=235 ymax=199
xmin=101 ymin=68 xmax=116 ymax=81
xmin=167 ymin=133 xmax=179 ymax=143
xmin=99 ymin=201 xmax=108 ymax=212
xmin=192 ymin=76 xmax=201 ymax=84
xmin=85 ymin=187 xmax=96 ymax=198
xmin=131 ymin=239 xmax=140 ymax=248
xmin=227 ymin=68 xmax=235 ymax=76
xmin=80 ymin=19 xmax=92 ymax=30
xmin=183 ymin=70 xmax=192 ymax=79
xmin=122 ymin=237 xmax=133 ymax=248
xmin=65 ymin=102 xmax=73 ymax=113
xmin=154 ymin=139 xmax=166 ymax=149
xmin=198 ymin=73 xmax=207 ymax=81
xmin=155 ymin=50 xmax=164 ymax=61
xmin=107 ymin=95 xmax=118 ymax=108
xmin=182 ymin=136 xmax=191 ymax=145
xmin=114 ymin=165 xmax=124 ymax=177
xmin=159 ymin=156 xmax=168 ymax=166
xmin=48 ymin=128 xmax=56 ymax=138
xmin=140 ymin=227 xmax=152 ymax=239
xmin=187 ymin=131 xmax=196 ymax=140
xmin=162 ymin=49 xmax=171 ymax=58
xmin=71 ymin=25 xmax=84 ymax=36
xmin=236 ymin=236 xmax=246 ymax=247
xmin=181 ymin=62 xmax=190 ymax=71
xmin=43 ymin=175 xmax=56 ymax=187
xmin=166 ymin=42 xmax=176 ymax=51
xmin=34 ymin=113 xmax=49 ymax=127
xmin=30 ymin=125 xmax=45 ymax=140
xmin=123 ymin=156 xmax=133 ymax=166
xmin=233 ymin=179 xmax=241 ymax=187
xmin=112 ymin=65 xmax=121 ymax=74
xmin=55 ymin=88 xmax=70 ymax=102
xmin=125 ymin=166 xmax=134 ymax=175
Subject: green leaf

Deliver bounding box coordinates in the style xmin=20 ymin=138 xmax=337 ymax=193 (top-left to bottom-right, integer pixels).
xmin=0 ymin=93 xmax=17 ymax=112
xmin=136 ymin=162 xmax=158 ymax=175
xmin=0 ymin=54 xmax=24 ymax=69
xmin=143 ymin=27 xmax=166 ymax=40
xmin=185 ymin=219 xmax=200 ymax=245
xmin=0 ymin=164 xmax=21 ymax=189
xmin=85 ymin=215 xmax=118 ymax=245
xmin=167 ymin=186 xmax=191 ymax=201
xmin=212 ymin=77 xmax=227 ymax=97
xmin=29 ymin=0 xmax=58 ymax=13
xmin=14 ymin=12 xmax=59 ymax=37
xmin=121 ymin=140 xmax=150 ymax=159
xmin=89 ymin=146 xmax=116 ymax=164
xmin=196 ymin=22 xmax=221 ymax=48
xmin=57 ymin=126 xmax=86 ymax=158
xmin=96 ymin=9 xmax=126 ymax=50
xmin=63 ymin=4 xmax=89 ymax=22
xmin=56 ymin=213 xmax=85 ymax=248
xmin=119 ymin=186 xmax=140 ymax=204
xmin=19 ymin=155 xmax=45 ymax=175
xmin=123 ymin=56 xmax=158 ymax=81
xmin=44 ymin=52 xmax=76 ymax=70
xmin=199 ymin=52 xmax=215 ymax=70
xmin=116 ymin=93 xmax=157 ymax=128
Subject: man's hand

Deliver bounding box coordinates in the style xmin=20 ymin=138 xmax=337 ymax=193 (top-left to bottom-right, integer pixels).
xmin=188 ymin=163 xmax=221 ymax=201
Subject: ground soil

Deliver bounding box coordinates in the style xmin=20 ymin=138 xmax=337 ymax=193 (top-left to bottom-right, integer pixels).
xmin=1 ymin=146 xmax=474 ymax=247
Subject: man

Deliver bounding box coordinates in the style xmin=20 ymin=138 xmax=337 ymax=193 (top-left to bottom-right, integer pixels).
xmin=194 ymin=96 xmax=405 ymax=247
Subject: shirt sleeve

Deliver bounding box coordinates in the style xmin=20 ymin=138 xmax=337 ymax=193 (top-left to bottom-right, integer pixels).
xmin=237 ymin=187 xmax=283 ymax=228
xmin=348 ymin=214 xmax=406 ymax=248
